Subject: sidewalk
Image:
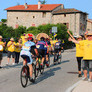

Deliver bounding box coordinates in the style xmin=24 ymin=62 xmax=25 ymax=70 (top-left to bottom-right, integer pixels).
xmin=1 ymin=53 xmax=23 ymax=67
xmin=72 ymin=80 xmax=92 ymax=92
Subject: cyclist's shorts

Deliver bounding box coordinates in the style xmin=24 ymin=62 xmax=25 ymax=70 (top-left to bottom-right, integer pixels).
xmin=21 ymin=55 xmax=33 ymax=65
xmin=37 ymin=49 xmax=45 ymax=57
xmin=54 ymin=48 xmax=61 ymax=53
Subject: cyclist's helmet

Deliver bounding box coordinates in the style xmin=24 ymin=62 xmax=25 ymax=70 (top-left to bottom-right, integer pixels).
xmin=28 ymin=37 xmax=34 ymax=41
xmin=58 ymin=39 xmax=61 ymax=42
xmin=46 ymin=38 xmax=49 ymax=41
xmin=40 ymin=37 xmax=45 ymax=41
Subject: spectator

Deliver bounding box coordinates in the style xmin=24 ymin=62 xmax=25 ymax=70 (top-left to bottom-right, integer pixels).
xmin=0 ymin=35 xmax=6 ymax=68
xmin=15 ymin=39 xmax=22 ymax=64
xmin=6 ymin=38 xmax=16 ymax=65
xmin=67 ymin=31 xmax=84 ymax=77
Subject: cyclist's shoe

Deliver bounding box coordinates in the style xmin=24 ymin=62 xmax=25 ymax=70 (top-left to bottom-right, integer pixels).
xmin=31 ymin=79 xmax=35 ymax=83
xmin=29 ymin=77 xmax=35 ymax=83
xmin=46 ymin=64 xmax=49 ymax=67
xmin=54 ymin=62 xmax=56 ymax=65
xmin=58 ymin=62 xmax=61 ymax=64
xmin=46 ymin=61 xmax=49 ymax=67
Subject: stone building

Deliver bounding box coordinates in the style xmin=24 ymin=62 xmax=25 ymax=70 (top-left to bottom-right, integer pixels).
xmin=5 ymin=2 xmax=88 ymax=36
xmin=87 ymin=19 xmax=92 ymax=32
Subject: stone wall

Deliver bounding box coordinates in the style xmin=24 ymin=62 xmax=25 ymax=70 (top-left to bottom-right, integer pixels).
xmin=7 ymin=11 xmax=52 ymax=28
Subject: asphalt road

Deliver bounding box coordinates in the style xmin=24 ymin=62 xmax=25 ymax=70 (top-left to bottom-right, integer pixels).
xmin=0 ymin=48 xmax=82 ymax=92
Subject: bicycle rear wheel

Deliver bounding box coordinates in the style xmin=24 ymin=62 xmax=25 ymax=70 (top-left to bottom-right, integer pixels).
xmin=58 ymin=54 xmax=62 ymax=64
xmin=48 ymin=54 xmax=50 ymax=66
xmin=20 ymin=66 xmax=28 ymax=88
xmin=53 ymin=53 xmax=57 ymax=65
xmin=32 ymin=63 xmax=36 ymax=80
xmin=40 ymin=63 xmax=44 ymax=74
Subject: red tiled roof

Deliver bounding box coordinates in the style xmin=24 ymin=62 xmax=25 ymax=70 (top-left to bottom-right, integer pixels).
xmin=53 ymin=8 xmax=87 ymax=14
xmin=87 ymin=19 xmax=92 ymax=23
xmin=5 ymin=4 xmax=62 ymax=11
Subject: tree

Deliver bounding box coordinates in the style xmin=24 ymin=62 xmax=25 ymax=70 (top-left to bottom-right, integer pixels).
xmin=40 ymin=0 xmax=46 ymax=4
xmin=1 ymin=19 xmax=7 ymax=23
xmin=14 ymin=26 xmax=26 ymax=38
xmin=27 ymin=26 xmax=41 ymax=36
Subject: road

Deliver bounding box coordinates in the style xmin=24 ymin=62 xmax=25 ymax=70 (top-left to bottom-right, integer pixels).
xmin=0 ymin=48 xmax=82 ymax=92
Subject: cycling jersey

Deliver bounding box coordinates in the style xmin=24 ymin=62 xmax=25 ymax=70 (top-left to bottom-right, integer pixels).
xmin=20 ymin=41 xmax=36 ymax=64
xmin=44 ymin=41 xmax=48 ymax=54
xmin=36 ymin=41 xmax=46 ymax=50
xmin=54 ymin=42 xmax=62 ymax=49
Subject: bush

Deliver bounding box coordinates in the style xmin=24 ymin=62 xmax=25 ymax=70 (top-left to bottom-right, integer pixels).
xmin=0 ymin=23 xmax=73 ymax=49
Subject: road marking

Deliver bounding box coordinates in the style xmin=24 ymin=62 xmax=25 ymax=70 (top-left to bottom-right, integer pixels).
xmin=65 ymin=80 xmax=82 ymax=92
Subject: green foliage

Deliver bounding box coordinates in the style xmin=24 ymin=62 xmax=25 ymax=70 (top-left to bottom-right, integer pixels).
xmin=38 ymin=24 xmax=53 ymax=35
xmin=0 ymin=23 xmax=73 ymax=49
xmin=1 ymin=19 xmax=7 ymax=23
xmin=27 ymin=26 xmax=37 ymax=32
xmin=3 ymin=26 xmax=14 ymax=38
xmin=14 ymin=26 xmax=26 ymax=38
xmin=40 ymin=0 xmax=46 ymax=4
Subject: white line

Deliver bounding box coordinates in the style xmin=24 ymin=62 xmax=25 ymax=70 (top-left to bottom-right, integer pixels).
xmin=65 ymin=80 xmax=82 ymax=92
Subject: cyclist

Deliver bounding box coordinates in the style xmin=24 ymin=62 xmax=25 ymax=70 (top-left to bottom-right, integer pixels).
xmin=36 ymin=37 xmax=46 ymax=68
xmin=45 ymin=38 xmax=51 ymax=67
xmin=20 ymin=36 xmax=38 ymax=83
xmin=54 ymin=39 xmax=62 ymax=64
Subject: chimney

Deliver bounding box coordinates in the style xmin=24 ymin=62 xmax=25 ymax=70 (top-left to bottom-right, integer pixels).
xmin=38 ymin=0 xmax=41 ymax=9
xmin=24 ymin=3 xmax=28 ymax=9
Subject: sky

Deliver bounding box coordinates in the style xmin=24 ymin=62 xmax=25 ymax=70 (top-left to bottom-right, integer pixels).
xmin=0 ymin=0 xmax=92 ymax=21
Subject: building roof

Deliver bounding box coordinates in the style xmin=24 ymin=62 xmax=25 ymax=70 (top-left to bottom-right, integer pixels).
xmin=53 ymin=8 xmax=88 ymax=14
xmin=87 ymin=19 xmax=92 ymax=23
xmin=5 ymin=4 xmax=62 ymax=11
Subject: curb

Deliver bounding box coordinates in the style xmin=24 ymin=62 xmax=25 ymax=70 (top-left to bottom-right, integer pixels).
xmin=65 ymin=80 xmax=82 ymax=92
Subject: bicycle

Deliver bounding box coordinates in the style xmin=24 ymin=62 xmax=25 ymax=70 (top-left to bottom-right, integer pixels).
xmin=20 ymin=58 xmax=36 ymax=88
xmin=53 ymin=50 xmax=62 ymax=65
xmin=44 ymin=53 xmax=50 ymax=68
xmin=35 ymin=55 xmax=45 ymax=77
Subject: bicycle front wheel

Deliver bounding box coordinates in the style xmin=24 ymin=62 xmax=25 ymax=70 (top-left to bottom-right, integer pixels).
xmin=20 ymin=66 xmax=28 ymax=88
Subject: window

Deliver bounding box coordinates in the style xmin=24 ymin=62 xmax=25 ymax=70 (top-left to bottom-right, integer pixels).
xmin=32 ymin=23 xmax=35 ymax=26
xmin=16 ymin=17 xmax=18 ymax=19
xmin=80 ymin=23 xmax=85 ymax=31
xmin=33 ymin=16 xmax=35 ymax=18
xmin=42 ymin=23 xmax=46 ymax=25
xmin=63 ymin=23 xmax=69 ymax=29
xmin=42 ymin=12 xmax=46 ymax=18
xmin=64 ymin=14 xmax=66 ymax=17
xmin=15 ymin=24 xmax=19 ymax=28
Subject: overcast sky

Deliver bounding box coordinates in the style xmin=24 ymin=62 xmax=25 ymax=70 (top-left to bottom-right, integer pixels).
xmin=0 ymin=0 xmax=92 ymax=21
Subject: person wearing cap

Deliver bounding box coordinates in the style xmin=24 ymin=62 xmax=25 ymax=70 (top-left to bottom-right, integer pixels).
xmin=81 ymin=32 xmax=92 ymax=82
xmin=68 ymin=31 xmax=92 ymax=82
xmin=7 ymin=38 xmax=16 ymax=65
xmin=23 ymin=35 xmax=28 ymax=45
xmin=21 ymin=35 xmax=28 ymax=45
xmin=0 ymin=35 xmax=6 ymax=68
xmin=67 ymin=30 xmax=84 ymax=77
xmin=54 ymin=39 xmax=62 ymax=64
xmin=14 ymin=39 xmax=22 ymax=64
